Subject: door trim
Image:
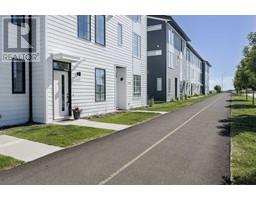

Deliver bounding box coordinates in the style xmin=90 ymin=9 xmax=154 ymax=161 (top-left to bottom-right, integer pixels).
xmin=52 ymin=60 xmax=72 ymax=120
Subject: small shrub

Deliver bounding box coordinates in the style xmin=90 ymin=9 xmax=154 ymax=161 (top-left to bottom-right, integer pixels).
xmin=148 ymin=98 xmax=154 ymax=107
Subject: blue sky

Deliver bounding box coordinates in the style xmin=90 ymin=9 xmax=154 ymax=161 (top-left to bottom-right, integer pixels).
xmin=173 ymin=15 xmax=256 ymax=90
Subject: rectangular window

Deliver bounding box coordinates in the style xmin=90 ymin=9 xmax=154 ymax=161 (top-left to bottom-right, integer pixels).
xmin=11 ymin=15 xmax=25 ymax=27
xmin=95 ymin=15 xmax=106 ymax=46
xmin=95 ymin=68 xmax=106 ymax=102
xmin=168 ymin=79 xmax=171 ymax=93
xmin=167 ymin=29 xmax=173 ymax=44
xmin=133 ymin=75 xmax=141 ymax=97
xmin=78 ymin=15 xmax=91 ymax=40
xmin=117 ymin=23 xmax=123 ymax=46
xmin=157 ymin=77 xmax=162 ymax=91
xmin=131 ymin=15 xmax=141 ymax=23
xmin=12 ymin=59 xmax=25 ymax=94
xmin=173 ymin=31 xmax=182 ymax=52
xmin=132 ymin=33 xmax=141 ymax=58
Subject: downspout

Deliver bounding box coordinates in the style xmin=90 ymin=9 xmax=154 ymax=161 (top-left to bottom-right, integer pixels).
xmin=28 ymin=15 xmax=33 ymax=123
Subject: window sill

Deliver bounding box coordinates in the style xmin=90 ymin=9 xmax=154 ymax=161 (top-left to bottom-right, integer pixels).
xmin=77 ymin=36 xmax=91 ymax=42
xmin=95 ymin=100 xmax=106 ymax=103
xmin=95 ymin=42 xmax=106 ymax=47
xmin=132 ymin=56 xmax=141 ymax=60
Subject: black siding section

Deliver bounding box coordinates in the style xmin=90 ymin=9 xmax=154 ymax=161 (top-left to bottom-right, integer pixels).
xmin=147 ymin=18 xmax=167 ymax=101
xmin=202 ymin=62 xmax=206 ymax=95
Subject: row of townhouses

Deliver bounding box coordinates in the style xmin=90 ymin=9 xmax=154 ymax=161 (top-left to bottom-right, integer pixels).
xmin=0 ymin=15 xmax=211 ymax=127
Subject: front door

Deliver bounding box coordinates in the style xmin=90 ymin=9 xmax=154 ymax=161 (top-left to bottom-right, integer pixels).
xmin=54 ymin=70 xmax=70 ymax=119
xmin=116 ymin=67 xmax=127 ymax=110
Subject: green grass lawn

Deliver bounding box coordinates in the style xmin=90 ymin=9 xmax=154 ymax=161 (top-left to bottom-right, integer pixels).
xmin=5 ymin=125 xmax=112 ymax=147
xmin=145 ymin=94 xmax=214 ymax=112
xmin=231 ymin=95 xmax=256 ymax=184
xmin=0 ymin=154 xmax=24 ymax=171
xmin=90 ymin=112 xmax=160 ymax=125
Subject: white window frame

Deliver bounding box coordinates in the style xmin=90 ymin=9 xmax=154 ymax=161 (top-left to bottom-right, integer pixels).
xmin=133 ymin=75 xmax=141 ymax=97
xmin=132 ymin=15 xmax=141 ymax=23
xmin=157 ymin=77 xmax=162 ymax=91
xmin=117 ymin=23 xmax=123 ymax=47
xmin=132 ymin=33 xmax=141 ymax=59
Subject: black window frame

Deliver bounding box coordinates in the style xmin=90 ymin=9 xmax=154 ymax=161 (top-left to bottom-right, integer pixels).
xmin=95 ymin=68 xmax=106 ymax=102
xmin=77 ymin=15 xmax=91 ymax=41
xmin=11 ymin=15 xmax=25 ymax=27
xmin=133 ymin=75 xmax=141 ymax=97
xmin=12 ymin=58 xmax=26 ymax=94
xmin=95 ymin=15 xmax=106 ymax=46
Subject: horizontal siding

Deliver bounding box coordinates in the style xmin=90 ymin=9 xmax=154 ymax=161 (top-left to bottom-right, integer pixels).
xmin=0 ymin=16 xmax=30 ymax=127
xmin=46 ymin=15 xmax=147 ymax=121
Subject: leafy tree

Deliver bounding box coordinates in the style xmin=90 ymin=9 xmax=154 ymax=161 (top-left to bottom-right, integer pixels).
xmin=249 ymin=74 xmax=256 ymax=104
xmin=234 ymin=32 xmax=256 ymax=104
xmin=214 ymin=85 xmax=221 ymax=93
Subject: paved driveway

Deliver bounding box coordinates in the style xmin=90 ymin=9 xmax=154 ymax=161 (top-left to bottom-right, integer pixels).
xmin=0 ymin=93 xmax=230 ymax=184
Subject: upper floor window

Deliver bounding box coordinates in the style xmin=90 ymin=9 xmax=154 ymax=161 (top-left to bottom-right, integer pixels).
xmin=173 ymin=32 xmax=183 ymax=52
xmin=167 ymin=29 xmax=173 ymax=45
xmin=95 ymin=15 xmax=105 ymax=46
xmin=78 ymin=15 xmax=91 ymax=40
xmin=12 ymin=59 xmax=25 ymax=94
xmin=186 ymin=49 xmax=190 ymax=61
xmin=132 ymin=33 xmax=141 ymax=58
xmin=132 ymin=15 xmax=141 ymax=23
xmin=11 ymin=15 xmax=25 ymax=27
xmin=117 ymin=23 xmax=123 ymax=47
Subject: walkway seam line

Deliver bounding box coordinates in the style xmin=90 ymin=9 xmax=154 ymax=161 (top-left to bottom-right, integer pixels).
xmin=98 ymin=95 xmax=222 ymax=185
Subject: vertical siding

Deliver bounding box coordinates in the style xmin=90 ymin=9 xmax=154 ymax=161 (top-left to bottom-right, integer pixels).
xmin=45 ymin=15 xmax=147 ymax=121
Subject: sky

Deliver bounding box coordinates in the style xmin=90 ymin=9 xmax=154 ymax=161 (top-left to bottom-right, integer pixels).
xmin=173 ymin=15 xmax=256 ymax=91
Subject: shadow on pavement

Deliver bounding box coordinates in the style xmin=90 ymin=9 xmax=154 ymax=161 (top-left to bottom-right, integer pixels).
xmin=217 ymin=118 xmax=231 ymax=137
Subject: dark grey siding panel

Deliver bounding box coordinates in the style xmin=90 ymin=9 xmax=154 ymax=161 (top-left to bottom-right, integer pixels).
xmin=202 ymin=62 xmax=206 ymax=95
xmin=147 ymin=18 xmax=167 ymax=101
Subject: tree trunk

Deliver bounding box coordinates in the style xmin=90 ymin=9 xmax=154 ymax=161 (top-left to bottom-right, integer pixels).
xmin=253 ymin=91 xmax=255 ymax=105
xmin=246 ymin=88 xmax=248 ymax=101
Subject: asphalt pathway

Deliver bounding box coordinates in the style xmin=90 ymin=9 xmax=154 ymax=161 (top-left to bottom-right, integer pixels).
xmin=0 ymin=93 xmax=231 ymax=184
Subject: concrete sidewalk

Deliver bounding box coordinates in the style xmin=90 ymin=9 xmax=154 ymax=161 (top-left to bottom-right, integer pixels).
xmin=0 ymin=135 xmax=62 ymax=162
xmin=52 ymin=119 xmax=130 ymax=131
xmin=130 ymin=110 xmax=168 ymax=115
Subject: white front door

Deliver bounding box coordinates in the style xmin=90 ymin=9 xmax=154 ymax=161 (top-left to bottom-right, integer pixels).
xmin=54 ymin=70 xmax=70 ymax=119
xmin=116 ymin=67 xmax=127 ymax=110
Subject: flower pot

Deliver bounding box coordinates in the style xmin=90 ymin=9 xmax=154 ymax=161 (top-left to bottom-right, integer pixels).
xmin=73 ymin=110 xmax=81 ymax=120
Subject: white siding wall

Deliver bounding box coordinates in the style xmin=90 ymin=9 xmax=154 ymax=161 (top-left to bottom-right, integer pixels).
xmin=0 ymin=16 xmax=29 ymax=127
xmin=45 ymin=15 xmax=147 ymax=122
xmin=32 ymin=16 xmax=47 ymax=123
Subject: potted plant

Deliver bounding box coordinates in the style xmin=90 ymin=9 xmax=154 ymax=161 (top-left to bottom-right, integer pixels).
xmin=72 ymin=106 xmax=82 ymax=120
